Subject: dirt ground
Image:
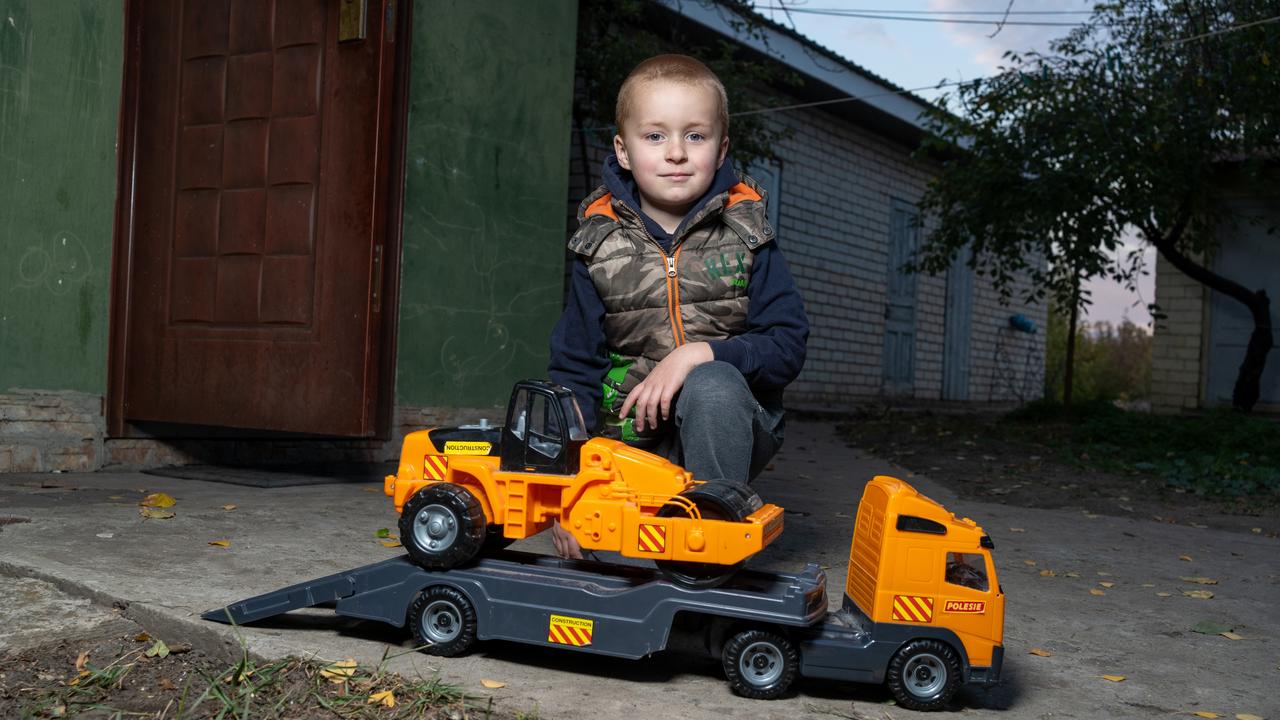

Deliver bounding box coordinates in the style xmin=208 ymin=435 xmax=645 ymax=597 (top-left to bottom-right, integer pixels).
xmin=0 ymin=626 xmax=495 ymax=720
xmin=835 ymin=409 xmax=1280 ymax=538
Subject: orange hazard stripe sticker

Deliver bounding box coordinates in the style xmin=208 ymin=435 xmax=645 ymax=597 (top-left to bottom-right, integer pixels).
xmin=637 ymin=523 xmax=667 ymax=553
xmin=547 ymin=614 xmax=594 ymax=646
xmin=891 ymin=595 xmax=935 ymax=623
xmin=423 ymin=455 xmax=447 ymax=480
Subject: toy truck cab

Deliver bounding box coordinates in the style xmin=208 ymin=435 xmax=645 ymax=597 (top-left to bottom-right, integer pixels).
xmin=799 ymin=476 xmax=1004 ymax=710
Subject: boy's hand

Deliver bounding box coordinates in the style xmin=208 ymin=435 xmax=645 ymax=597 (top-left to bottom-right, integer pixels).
xmin=551 ymin=520 xmax=583 ymax=559
xmin=619 ymin=342 xmax=712 ymax=432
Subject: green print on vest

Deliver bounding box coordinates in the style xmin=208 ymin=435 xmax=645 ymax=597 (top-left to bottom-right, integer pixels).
xmin=704 ymin=251 xmax=747 ymax=283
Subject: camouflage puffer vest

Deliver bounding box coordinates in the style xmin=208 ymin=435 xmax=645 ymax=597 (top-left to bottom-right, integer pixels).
xmin=566 ymin=176 xmax=775 ymax=432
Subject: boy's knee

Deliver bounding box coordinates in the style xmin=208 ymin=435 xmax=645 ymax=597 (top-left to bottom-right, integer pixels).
xmin=678 ymin=361 xmax=751 ymax=417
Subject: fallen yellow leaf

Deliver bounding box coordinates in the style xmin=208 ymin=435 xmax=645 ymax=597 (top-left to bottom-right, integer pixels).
xmin=1039 ymin=569 xmax=1057 ymax=577
xmin=1183 ymin=590 xmax=1215 ymax=599
xmin=1097 ymin=571 xmax=1112 ymax=576
xmin=1090 ymin=589 xmax=1106 ymax=596
xmin=1009 ymin=527 xmax=1026 ymax=533
xmin=51 ymin=705 xmax=66 ymax=717
xmin=135 ymin=632 xmax=151 ymax=642
xmin=1024 ymin=560 xmax=1037 ymax=566
xmin=480 ymin=679 xmax=506 ymax=689
xmin=362 ymin=487 xmax=380 ymax=493
xmin=222 ymin=504 xmax=237 ymax=511
xmin=1156 ymin=592 xmax=1172 ymax=597
xmin=208 ymin=540 xmax=231 ymax=547
xmin=1141 ymin=583 xmax=1155 ymax=587
xmin=108 ymin=495 xmax=125 ymax=500
xmin=1099 ymin=581 xmax=1115 ymax=588
xmin=1180 ymin=555 xmax=1193 ymax=562
xmin=1220 ymin=632 xmax=1243 ymax=641
xmin=68 ymin=670 xmax=90 ymax=686
xmin=139 ymin=507 xmax=175 ymax=520
xmin=1101 ymin=674 xmax=1126 ymax=682
xmin=1237 ymin=714 xmax=1264 ymax=720
xmin=1065 ymin=571 xmax=1081 ymax=578
xmin=140 ymin=492 xmax=176 ymax=508
xmin=1180 ymin=577 xmax=1218 ymax=585
xmin=368 ymin=690 xmax=395 ymax=707
xmin=75 ymin=651 xmax=89 ymax=671
xmin=379 ymin=539 xmax=402 ymax=548
xmin=1193 ymin=712 xmax=1221 ymax=719
xmin=320 ymin=659 xmax=358 ymax=683
xmin=1028 ymin=648 xmax=1052 ymax=657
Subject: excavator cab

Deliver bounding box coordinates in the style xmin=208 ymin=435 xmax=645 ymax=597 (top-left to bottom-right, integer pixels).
xmin=499 ymin=381 xmax=590 ymax=475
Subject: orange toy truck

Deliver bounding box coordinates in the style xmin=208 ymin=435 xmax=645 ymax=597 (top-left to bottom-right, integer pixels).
xmin=213 ymin=472 xmax=1003 ymax=709
xmin=384 ymin=380 xmax=784 ymax=587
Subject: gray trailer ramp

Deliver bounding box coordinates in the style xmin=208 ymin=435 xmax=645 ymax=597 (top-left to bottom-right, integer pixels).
xmin=204 ymin=550 xmax=828 ymax=659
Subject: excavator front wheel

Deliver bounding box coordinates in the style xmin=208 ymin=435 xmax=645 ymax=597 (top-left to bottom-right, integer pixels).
xmin=655 ymin=482 xmax=761 ymax=589
xmin=399 ymin=484 xmax=486 ymax=569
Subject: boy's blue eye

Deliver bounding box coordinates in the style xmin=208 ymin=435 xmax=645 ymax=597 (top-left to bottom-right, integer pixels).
xmin=687 ymin=133 xmax=705 ymax=142
xmin=645 ymin=132 xmax=665 ymax=142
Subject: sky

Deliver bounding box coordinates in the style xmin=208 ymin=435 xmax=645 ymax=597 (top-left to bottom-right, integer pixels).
xmin=749 ymin=1 xmax=1157 ymax=328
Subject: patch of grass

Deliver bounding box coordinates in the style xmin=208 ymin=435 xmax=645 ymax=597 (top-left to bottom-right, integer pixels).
xmin=17 ymin=644 xmax=479 ymax=720
xmin=1007 ymin=402 xmax=1280 ymax=499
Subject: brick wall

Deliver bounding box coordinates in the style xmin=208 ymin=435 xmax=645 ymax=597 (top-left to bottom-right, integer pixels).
xmin=0 ymin=390 xmax=104 ymax=472
xmin=567 ymin=106 xmax=1046 ymax=409
xmin=1150 ymin=253 xmax=1207 ymax=413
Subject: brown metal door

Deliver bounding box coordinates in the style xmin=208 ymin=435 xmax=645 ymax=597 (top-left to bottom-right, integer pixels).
xmin=114 ymin=0 xmax=401 ymax=436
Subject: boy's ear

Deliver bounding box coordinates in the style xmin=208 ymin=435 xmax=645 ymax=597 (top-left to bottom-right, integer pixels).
xmin=716 ymin=135 xmax=729 ymax=167
xmin=614 ymin=134 xmax=632 ymax=170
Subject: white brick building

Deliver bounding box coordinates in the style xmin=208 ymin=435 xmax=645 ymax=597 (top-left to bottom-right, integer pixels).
xmin=1151 ymin=191 xmax=1280 ymax=414
xmin=569 ymin=2 xmax=1047 ymax=411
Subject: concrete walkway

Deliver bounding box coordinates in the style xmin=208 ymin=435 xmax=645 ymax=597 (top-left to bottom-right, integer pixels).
xmin=2 ymin=418 xmax=1277 ymax=719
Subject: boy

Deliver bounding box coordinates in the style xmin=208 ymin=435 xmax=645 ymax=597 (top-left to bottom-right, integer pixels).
xmin=548 ymin=55 xmax=808 ymax=558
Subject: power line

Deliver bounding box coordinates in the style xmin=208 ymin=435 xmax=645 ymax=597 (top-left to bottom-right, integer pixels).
xmin=1169 ymin=13 xmax=1280 ymax=44
xmin=752 ymin=5 xmax=1087 ymax=26
xmin=756 ymin=5 xmax=1093 ymax=15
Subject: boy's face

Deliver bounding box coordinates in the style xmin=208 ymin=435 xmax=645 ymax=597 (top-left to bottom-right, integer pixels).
xmin=614 ymin=80 xmax=729 ymax=221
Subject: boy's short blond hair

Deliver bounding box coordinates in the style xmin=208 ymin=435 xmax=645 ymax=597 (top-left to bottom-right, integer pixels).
xmin=615 ymin=54 xmax=729 ymax=136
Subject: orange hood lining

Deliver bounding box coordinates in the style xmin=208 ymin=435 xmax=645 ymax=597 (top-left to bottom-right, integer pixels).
xmin=583 ymin=182 xmax=760 ymax=222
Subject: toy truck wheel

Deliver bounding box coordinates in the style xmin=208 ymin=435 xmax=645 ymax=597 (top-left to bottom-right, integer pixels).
xmin=885 ymin=639 xmax=962 ymax=711
xmin=721 ymin=628 xmax=799 ymax=700
xmin=656 ymin=482 xmax=757 ymax=589
xmin=409 ymin=585 xmax=478 ymax=657
xmin=399 ymin=484 xmax=486 ymax=569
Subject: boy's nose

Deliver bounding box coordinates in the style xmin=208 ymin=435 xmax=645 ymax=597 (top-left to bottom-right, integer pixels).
xmin=666 ymin=140 xmax=687 ymax=162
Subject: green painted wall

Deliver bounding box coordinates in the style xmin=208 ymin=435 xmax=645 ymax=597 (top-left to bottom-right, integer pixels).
xmin=0 ymin=0 xmax=122 ymax=394
xmin=396 ymin=0 xmax=578 ymax=407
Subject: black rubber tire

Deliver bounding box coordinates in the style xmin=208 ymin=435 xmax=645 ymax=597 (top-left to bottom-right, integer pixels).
xmin=655 ymin=482 xmax=756 ymax=589
xmin=885 ymin=638 xmax=963 ymax=711
xmin=481 ymin=524 xmax=516 ymax=552
xmin=409 ymin=585 xmax=478 ymax=657
xmin=721 ymin=628 xmax=799 ymax=700
xmin=399 ymin=484 xmax=486 ymax=570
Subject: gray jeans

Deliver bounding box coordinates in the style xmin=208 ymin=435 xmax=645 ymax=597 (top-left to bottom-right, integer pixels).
xmin=645 ymin=361 xmax=786 ymax=485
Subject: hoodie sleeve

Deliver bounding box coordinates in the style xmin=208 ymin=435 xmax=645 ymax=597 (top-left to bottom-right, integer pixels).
xmin=706 ymin=240 xmax=809 ymax=389
xmin=548 ymin=257 xmax=609 ymax=431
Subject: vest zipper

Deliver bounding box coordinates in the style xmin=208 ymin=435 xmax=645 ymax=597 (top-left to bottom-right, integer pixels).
xmin=633 ymin=219 xmax=686 ymax=348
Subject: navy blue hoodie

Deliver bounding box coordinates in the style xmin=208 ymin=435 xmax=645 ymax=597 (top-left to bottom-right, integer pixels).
xmin=549 ymin=155 xmax=808 ymax=430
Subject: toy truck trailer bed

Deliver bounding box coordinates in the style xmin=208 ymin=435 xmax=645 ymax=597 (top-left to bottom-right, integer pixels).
xmin=204 ymin=551 xmax=999 ymax=708
xmin=204 ymin=476 xmax=1003 ymax=709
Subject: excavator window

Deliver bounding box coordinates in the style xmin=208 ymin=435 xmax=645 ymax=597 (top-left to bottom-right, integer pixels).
xmin=528 ymin=393 xmax=563 ymax=459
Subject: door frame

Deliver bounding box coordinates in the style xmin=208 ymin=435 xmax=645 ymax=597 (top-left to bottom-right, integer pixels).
xmin=106 ymin=0 xmax=413 ymax=439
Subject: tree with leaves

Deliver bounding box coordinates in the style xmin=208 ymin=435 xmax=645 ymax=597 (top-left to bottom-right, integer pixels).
xmin=914 ymin=0 xmax=1279 ymax=411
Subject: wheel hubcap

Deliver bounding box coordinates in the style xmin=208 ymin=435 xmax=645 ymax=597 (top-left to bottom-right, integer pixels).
xmin=413 ymin=504 xmax=457 ymax=551
xmin=739 ymin=641 xmax=783 ymax=686
xmin=421 ymin=600 xmax=462 ymax=643
xmin=903 ymin=652 xmax=946 ymax=698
